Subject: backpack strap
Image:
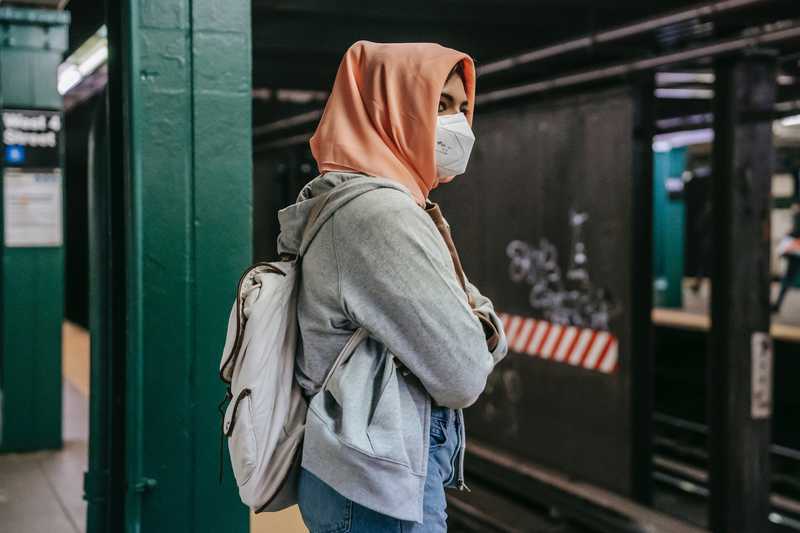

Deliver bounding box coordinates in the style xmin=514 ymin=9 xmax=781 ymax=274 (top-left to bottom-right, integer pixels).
xmin=294 ymin=177 xmax=410 ymax=259
xmin=299 ymin=192 xmax=331 ymax=256
xmin=320 ymin=327 xmax=369 ymax=393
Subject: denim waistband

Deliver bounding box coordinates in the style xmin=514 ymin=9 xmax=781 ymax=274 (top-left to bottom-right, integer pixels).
xmin=430 ymin=404 xmax=451 ymax=424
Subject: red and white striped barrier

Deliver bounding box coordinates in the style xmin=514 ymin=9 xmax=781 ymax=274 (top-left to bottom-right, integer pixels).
xmin=498 ymin=312 xmax=619 ymax=374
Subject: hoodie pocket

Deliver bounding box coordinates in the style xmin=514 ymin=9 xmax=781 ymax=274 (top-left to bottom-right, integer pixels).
xmin=365 ymin=353 xmax=412 ymax=467
xmin=315 ymin=340 xmax=416 ymax=470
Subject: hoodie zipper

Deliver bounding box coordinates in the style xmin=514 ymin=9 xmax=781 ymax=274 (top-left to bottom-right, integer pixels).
xmin=456 ymin=408 xmax=470 ymax=492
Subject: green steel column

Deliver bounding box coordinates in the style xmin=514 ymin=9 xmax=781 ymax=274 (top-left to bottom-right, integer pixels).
xmin=652 ymin=146 xmax=686 ymax=309
xmin=0 ymin=7 xmax=69 ymax=452
xmin=86 ymin=91 xmax=129 ymax=532
xmin=105 ymin=1 xmax=251 ymax=531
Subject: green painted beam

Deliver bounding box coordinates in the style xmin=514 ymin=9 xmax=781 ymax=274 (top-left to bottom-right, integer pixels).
xmin=0 ymin=6 xmax=69 ymax=453
xmin=107 ymin=1 xmax=252 ymax=531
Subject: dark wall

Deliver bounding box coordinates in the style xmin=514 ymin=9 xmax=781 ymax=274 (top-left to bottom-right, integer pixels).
xmin=252 ymin=144 xmax=317 ymax=262
xmin=63 ymin=95 xmax=100 ymax=328
xmin=431 ymin=85 xmax=649 ymax=496
xmin=253 ymin=85 xmax=652 ymax=497
xmin=683 ymin=169 xmax=711 ymax=279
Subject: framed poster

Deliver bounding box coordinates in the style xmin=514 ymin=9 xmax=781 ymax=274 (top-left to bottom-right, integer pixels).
xmin=3 ymin=170 xmax=63 ymax=247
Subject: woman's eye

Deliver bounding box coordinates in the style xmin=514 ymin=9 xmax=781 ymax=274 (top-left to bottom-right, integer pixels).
xmin=438 ymin=101 xmax=446 ymax=112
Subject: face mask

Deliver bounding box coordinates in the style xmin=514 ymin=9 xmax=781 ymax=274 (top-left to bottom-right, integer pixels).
xmin=435 ymin=112 xmax=475 ymax=179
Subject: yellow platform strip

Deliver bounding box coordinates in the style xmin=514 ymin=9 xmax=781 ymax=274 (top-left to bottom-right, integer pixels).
xmin=652 ymin=308 xmax=800 ymax=343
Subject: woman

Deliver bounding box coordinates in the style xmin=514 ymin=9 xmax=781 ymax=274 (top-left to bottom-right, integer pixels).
xmin=773 ymin=202 xmax=800 ymax=313
xmin=276 ymin=41 xmax=508 ymax=532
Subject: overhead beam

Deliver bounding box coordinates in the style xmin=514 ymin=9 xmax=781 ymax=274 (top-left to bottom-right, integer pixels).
xmin=253 ymin=1 xmax=608 ymax=24
xmin=251 ymin=14 xmax=584 ymax=61
xmin=254 ymin=0 xmax=694 ymax=16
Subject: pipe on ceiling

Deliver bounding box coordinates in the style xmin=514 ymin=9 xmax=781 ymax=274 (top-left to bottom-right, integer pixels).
xmin=252 ymin=0 xmax=791 ymax=138
xmin=475 ymin=0 xmax=773 ymax=77
xmin=476 ymin=22 xmax=800 ymax=104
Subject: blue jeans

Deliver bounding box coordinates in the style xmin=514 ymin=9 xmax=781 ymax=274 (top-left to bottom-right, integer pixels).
xmin=297 ymin=404 xmax=461 ymax=532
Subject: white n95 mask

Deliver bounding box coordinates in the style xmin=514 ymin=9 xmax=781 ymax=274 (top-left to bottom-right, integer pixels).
xmin=435 ymin=112 xmax=475 ymax=179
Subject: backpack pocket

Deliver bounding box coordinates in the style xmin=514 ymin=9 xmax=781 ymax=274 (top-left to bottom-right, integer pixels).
xmin=224 ymin=388 xmax=258 ymax=486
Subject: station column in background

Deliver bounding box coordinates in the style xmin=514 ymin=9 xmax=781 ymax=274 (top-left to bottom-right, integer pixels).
xmin=0 ymin=6 xmax=69 ymax=452
xmin=709 ymin=50 xmax=776 ymax=533
xmin=101 ymin=1 xmax=252 ymax=531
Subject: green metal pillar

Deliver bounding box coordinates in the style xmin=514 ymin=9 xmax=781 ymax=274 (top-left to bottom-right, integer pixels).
xmin=0 ymin=7 xmax=69 ymax=452
xmin=99 ymin=0 xmax=252 ymax=531
xmin=652 ymin=145 xmax=686 ymax=308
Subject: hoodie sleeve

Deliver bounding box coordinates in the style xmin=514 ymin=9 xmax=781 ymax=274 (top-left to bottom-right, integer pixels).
xmin=332 ymin=188 xmax=495 ymax=409
xmin=464 ymin=277 xmax=509 ymax=365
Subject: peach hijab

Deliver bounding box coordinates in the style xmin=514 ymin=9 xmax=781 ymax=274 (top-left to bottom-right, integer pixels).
xmin=309 ymin=41 xmax=476 ymax=206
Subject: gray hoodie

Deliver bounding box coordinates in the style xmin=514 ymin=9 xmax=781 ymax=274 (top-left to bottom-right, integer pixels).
xmin=277 ymin=171 xmax=508 ymax=523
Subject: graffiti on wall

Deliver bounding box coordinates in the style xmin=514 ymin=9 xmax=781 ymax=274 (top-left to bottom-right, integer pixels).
xmin=506 ymin=209 xmax=621 ymax=331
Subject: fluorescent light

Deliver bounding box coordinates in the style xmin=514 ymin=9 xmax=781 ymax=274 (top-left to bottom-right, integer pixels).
xmin=780 ymin=114 xmax=800 ymax=127
xmin=57 ymin=65 xmax=82 ymax=95
xmin=275 ymin=89 xmax=328 ymax=104
xmin=656 ymin=72 xmax=714 ymax=85
xmin=653 ymin=128 xmax=714 ymax=150
xmin=656 ymin=112 xmax=712 ymax=130
xmin=77 ymin=45 xmax=108 ymax=76
xmin=655 ymin=88 xmax=714 ymax=99
xmin=252 ymin=88 xmax=329 ymax=103
xmin=776 ymin=100 xmax=800 ymax=113
xmin=653 ymin=140 xmax=672 ymax=153
xmin=57 ymin=25 xmax=108 ymax=96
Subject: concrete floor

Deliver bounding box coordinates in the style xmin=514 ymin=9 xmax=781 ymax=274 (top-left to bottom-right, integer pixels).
xmin=0 ymin=379 xmax=87 ymax=533
xmin=0 ymin=321 xmax=307 ymax=533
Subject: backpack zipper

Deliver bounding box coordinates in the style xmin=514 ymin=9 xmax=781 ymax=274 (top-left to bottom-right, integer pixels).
xmin=217 ymin=261 xmax=287 ymax=483
xmin=223 ymin=388 xmax=253 ymax=437
xmin=218 ymin=387 xmax=232 ymax=483
xmin=218 ymin=261 xmax=287 ymax=384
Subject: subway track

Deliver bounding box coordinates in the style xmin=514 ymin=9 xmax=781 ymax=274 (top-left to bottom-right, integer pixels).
xmin=653 ymin=307 xmax=800 ymax=531
xmin=654 ymin=412 xmax=800 ymax=531
xmin=446 ymin=306 xmax=800 ymax=533
xmin=445 ymin=416 xmax=800 ymax=533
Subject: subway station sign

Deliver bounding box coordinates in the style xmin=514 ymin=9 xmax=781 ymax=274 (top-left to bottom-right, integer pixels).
xmin=3 ymin=108 xmax=61 ymax=169
xmin=2 ymin=109 xmax=63 ymax=247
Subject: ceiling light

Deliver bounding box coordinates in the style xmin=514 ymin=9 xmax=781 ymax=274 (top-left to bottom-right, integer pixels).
xmin=57 ymin=65 xmax=82 ymax=95
xmin=57 ymin=25 xmax=108 ymax=95
xmin=656 ymin=72 xmax=714 ymax=85
xmin=655 ymin=88 xmax=714 ymax=99
xmin=77 ymin=45 xmax=108 ymax=76
xmin=780 ymin=114 xmax=800 ymax=127
xmin=653 ymin=128 xmax=714 ymax=150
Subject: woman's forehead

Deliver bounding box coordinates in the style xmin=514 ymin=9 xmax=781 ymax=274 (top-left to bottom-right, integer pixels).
xmin=442 ymin=74 xmax=467 ymax=100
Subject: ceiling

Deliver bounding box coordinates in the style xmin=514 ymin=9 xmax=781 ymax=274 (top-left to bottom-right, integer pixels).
xmin=250 ymin=0 xmax=800 ymax=145
xmin=59 ymin=0 xmax=800 ymax=141
xmin=250 ymin=0 xmax=707 ymax=91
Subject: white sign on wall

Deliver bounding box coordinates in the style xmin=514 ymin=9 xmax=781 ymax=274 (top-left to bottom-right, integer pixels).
xmin=3 ymin=170 xmax=63 ymax=247
xmin=751 ymin=332 xmax=773 ymax=420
